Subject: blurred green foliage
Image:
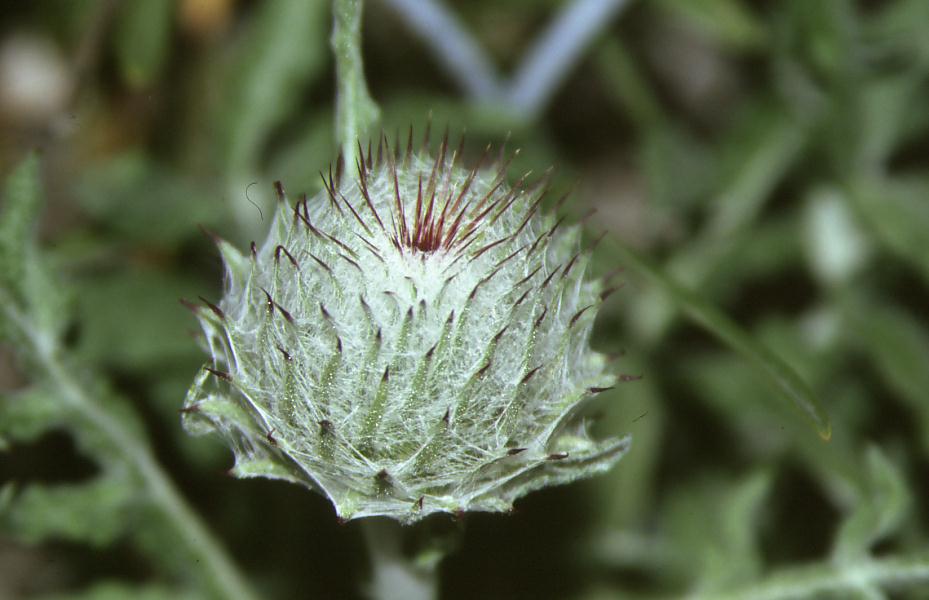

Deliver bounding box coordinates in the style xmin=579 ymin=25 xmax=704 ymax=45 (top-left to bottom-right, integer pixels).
xmin=1 ymin=0 xmax=928 ymax=598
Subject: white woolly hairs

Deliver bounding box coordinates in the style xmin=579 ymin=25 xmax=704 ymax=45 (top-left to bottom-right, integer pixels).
xmin=182 ymin=133 xmax=630 ymax=522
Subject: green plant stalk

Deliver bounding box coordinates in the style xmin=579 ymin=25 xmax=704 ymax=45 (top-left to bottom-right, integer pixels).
xmin=332 ymin=0 xmax=379 ymax=168
xmin=1 ymin=297 xmax=258 ymax=600
xmin=605 ymin=237 xmax=831 ymax=440
xmin=362 ymin=519 xmax=438 ymax=600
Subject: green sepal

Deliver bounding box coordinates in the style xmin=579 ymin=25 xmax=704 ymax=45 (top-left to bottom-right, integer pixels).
xmin=1 ymin=475 xmax=135 ymax=547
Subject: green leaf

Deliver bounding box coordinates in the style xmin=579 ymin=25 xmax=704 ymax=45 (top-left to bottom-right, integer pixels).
xmin=1 ymin=476 xmax=135 ymax=546
xmin=682 ymin=349 xmax=866 ymax=499
xmin=664 ymin=470 xmax=772 ymax=589
xmin=781 ymin=0 xmax=858 ymax=85
xmin=718 ymin=471 xmax=773 ymax=573
xmin=2 ymin=380 xmax=149 ymax=477
xmin=38 ymin=582 xmax=203 ymax=600
xmin=867 ymin=0 xmax=929 ymax=69
xmin=268 ymin=111 xmax=336 ymax=196
xmin=708 ymin=106 xmax=807 ymax=238
xmin=707 ymin=553 xmax=929 ymax=600
xmin=641 ymin=125 xmax=715 ymax=213
xmin=631 ymin=105 xmax=808 ymax=341
xmin=221 ymin=0 xmax=329 ymax=173
xmin=607 ymin=237 xmax=832 ymax=439
xmin=0 ymin=162 xmax=257 ymax=599
xmin=0 ymin=386 xmax=68 ymax=446
xmin=0 ymin=153 xmax=68 ymax=345
xmin=833 ymin=446 xmax=909 ymax=562
xmin=113 ymin=0 xmax=174 ymax=88
xmin=74 ymin=153 xmax=222 ymax=245
xmin=218 ymin=0 xmax=329 ymax=237
xmin=654 ymin=0 xmax=766 ymax=50
xmin=856 ymin=73 xmax=927 ymax=168
xmin=592 ymin=356 xmax=666 ymax=529
xmin=595 ymin=37 xmax=665 ymax=129
xmin=74 ymin=267 xmax=205 ymax=368
xmin=841 ymin=296 xmax=929 ymax=453
xmin=0 ymin=153 xmax=42 ymax=302
xmin=850 ymin=176 xmax=929 ymax=284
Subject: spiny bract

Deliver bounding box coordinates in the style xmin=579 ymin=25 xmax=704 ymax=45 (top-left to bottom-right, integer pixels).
xmin=183 ymin=135 xmax=630 ymax=522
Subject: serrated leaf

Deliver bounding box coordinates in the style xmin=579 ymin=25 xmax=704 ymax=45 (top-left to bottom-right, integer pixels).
xmin=1 ymin=476 xmax=135 ymax=546
xmin=113 ymin=0 xmax=174 ymax=88
xmin=55 ymin=372 xmax=151 ymax=468
xmin=0 ymin=386 xmax=69 ymax=445
xmin=0 ymin=118 xmax=255 ymax=600
xmin=0 ymin=153 xmax=41 ymax=294
xmin=0 ymin=153 xmax=69 ymax=345
xmin=833 ymin=446 xmax=909 ymax=562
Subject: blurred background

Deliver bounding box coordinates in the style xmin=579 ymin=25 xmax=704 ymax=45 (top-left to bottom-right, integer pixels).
xmin=1 ymin=0 xmax=928 ymax=598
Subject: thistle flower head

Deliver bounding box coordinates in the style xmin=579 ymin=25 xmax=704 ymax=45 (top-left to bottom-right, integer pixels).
xmin=183 ymin=134 xmax=630 ymax=522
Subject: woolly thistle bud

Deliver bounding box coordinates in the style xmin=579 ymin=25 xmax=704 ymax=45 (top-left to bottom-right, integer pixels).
xmin=182 ymin=135 xmax=630 ymax=522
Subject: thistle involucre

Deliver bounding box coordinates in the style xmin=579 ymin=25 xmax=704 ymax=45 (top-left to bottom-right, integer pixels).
xmin=183 ymin=136 xmax=630 ymax=522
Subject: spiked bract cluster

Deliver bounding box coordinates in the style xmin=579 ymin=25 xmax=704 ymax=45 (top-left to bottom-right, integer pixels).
xmin=183 ymin=136 xmax=630 ymax=522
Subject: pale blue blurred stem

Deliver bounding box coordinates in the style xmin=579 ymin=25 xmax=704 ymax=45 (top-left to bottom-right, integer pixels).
xmin=381 ymin=0 xmax=503 ymax=100
xmin=383 ymin=0 xmax=634 ymax=120
xmin=506 ymin=0 xmax=633 ymax=119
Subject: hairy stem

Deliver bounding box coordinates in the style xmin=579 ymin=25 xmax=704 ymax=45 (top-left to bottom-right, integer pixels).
xmin=362 ymin=519 xmax=439 ymax=600
xmin=3 ymin=298 xmax=258 ymax=600
xmin=332 ymin=0 xmax=379 ymax=168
